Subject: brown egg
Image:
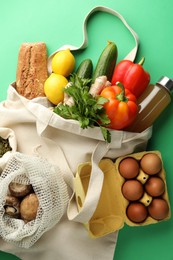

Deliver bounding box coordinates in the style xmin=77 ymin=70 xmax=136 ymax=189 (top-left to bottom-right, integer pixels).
xmin=122 ymin=180 xmax=144 ymax=201
xmin=148 ymin=198 xmax=169 ymax=220
xmin=145 ymin=177 xmax=165 ymax=197
xmin=126 ymin=202 xmax=148 ymax=223
xmin=140 ymin=153 xmax=162 ymax=175
xmin=119 ymin=157 xmax=140 ymax=179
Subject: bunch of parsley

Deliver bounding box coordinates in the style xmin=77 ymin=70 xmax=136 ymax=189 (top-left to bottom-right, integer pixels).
xmin=53 ymin=74 xmax=111 ymax=142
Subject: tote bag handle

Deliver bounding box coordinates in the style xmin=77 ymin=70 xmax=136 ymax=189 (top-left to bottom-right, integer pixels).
xmin=35 ymin=5 xmax=140 ymax=223
xmin=47 ymin=5 xmax=139 ymax=74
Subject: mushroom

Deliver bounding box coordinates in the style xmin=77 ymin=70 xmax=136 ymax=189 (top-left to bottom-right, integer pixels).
xmin=4 ymin=195 xmax=20 ymax=218
xmin=9 ymin=182 xmax=33 ymax=197
xmin=20 ymin=193 xmax=39 ymax=222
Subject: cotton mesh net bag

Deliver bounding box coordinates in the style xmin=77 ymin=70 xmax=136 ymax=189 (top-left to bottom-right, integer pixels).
xmin=0 ymin=152 xmax=69 ymax=248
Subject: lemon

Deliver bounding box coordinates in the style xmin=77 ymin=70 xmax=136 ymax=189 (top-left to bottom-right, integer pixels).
xmin=51 ymin=49 xmax=75 ymax=77
xmin=44 ymin=73 xmax=68 ymax=105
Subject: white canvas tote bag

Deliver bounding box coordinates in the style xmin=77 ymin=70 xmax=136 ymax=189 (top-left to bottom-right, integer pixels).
xmin=0 ymin=6 xmax=152 ymax=260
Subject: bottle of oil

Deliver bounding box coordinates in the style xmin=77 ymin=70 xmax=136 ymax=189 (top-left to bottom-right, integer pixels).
xmin=126 ymin=76 xmax=173 ymax=132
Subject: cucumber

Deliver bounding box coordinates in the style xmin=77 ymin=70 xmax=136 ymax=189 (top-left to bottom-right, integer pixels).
xmin=76 ymin=59 xmax=93 ymax=79
xmin=92 ymin=41 xmax=118 ymax=83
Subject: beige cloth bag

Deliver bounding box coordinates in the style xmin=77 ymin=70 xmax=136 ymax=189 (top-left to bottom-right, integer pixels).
xmin=0 ymin=85 xmax=119 ymax=260
xmin=0 ymin=6 xmax=152 ymax=260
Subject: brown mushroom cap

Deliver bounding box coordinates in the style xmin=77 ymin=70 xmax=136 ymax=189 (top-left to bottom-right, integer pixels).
xmin=9 ymin=182 xmax=33 ymax=197
xmin=4 ymin=195 xmax=20 ymax=218
xmin=20 ymin=193 xmax=39 ymax=222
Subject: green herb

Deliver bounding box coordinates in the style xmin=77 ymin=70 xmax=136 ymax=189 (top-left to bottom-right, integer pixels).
xmin=53 ymin=74 xmax=111 ymax=142
xmin=0 ymin=137 xmax=12 ymax=158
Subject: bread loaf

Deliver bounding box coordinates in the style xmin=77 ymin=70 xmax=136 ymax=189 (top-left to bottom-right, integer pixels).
xmin=15 ymin=42 xmax=48 ymax=99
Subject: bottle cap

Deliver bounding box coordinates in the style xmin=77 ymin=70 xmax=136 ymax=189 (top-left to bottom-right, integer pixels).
xmin=157 ymin=76 xmax=173 ymax=93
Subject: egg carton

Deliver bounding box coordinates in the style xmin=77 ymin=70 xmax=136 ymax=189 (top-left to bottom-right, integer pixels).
xmin=74 ymin=151 xmax=171 ymax=238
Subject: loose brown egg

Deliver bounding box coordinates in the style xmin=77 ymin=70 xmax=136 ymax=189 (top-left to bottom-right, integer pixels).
xmin=140 ymin=153 xmax=162 ymax=175
xmin=126 ymin=202 xmax=148 ymax=223
xmin=119 ymin=157 xmax=140 ymax=179
xmin=145 ymin=177 xmax=165 ymax=197
xmin=148 ymin=198 xmax=169 ymax=220
xmin=122 ymin=180 xmax=144 ymax=201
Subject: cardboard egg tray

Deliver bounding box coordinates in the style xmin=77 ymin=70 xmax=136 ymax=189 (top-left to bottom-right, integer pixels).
xmin=74 ymin=151 xmax=171 ymax=238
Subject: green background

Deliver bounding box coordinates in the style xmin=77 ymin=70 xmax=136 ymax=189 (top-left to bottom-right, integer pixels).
xmin=0 ymin=0 xmax=173 ymax=259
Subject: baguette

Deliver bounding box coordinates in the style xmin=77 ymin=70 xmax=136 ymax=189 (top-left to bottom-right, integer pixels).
xmin=15 ymin=42 xmax=48 ymax=99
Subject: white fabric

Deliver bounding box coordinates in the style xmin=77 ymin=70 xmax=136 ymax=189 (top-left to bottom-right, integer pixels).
xmin=1 ymin=85 xmax=152 ymax=225
xmin=0 ymin=85 xmax=119 ymax=260
xmin=0 ymin=152 xmax=69 ymax=248
xmin=0 ymin=213 xmax=118 ymax=260
xmin=47 ymin=5 xmax=139 ymax=74
xmin=0 ymin=82 xmax=152 ymax=260
xmin=0 ymin=6 xmax=150 ymax=260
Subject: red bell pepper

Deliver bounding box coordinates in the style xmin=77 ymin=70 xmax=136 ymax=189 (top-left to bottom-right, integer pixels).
xmin=100 ymin=82 xmax=138 ymax=130
xmin=111 ymin=57 xmax=150 ymax=98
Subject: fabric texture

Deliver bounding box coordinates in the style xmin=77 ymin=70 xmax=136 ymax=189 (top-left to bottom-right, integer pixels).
xmin=0 ymin=85 xmax=120 ymax=260
xmin=0 ymin=6 xmax=152 ymax=260
xmin=0 ymin=152 xmax=69 ymax=248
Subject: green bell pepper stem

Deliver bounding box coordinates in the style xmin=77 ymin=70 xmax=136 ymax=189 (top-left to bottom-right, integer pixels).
xmin=116 ymin=81 xmax=128 ymax=102
xmin=138 ymin=57 xmax=145 ymax=66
